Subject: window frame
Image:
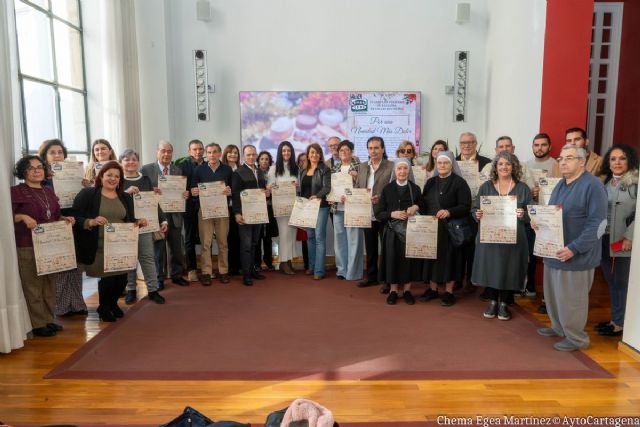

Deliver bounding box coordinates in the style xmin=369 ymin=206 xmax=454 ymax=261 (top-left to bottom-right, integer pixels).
xmin=14 ymin=0 xmax=90 ymax=159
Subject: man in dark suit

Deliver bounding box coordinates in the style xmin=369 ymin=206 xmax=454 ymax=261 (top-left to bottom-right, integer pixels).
xmin=141 ymin=140 xmax=189 ymax=288
xmin=455 ymin=132 xmax=491 ymax=294
xmin=231 ymin=144 xmax=269 ymax=286
xmin=179 ymin=139 xmax=205 ymax=282
xmin=355 ymin=136 xmax=394 ymax=290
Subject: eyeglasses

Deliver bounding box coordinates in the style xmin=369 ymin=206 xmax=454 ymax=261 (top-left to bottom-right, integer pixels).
xmin=398 ymin=149 xmax=414 ymax=154
xmin=557 ymin=156 xmax=581 ymax=162
xmin=27 ymin=165 xmax=45 ymax=172
xmin=460 ymin=141 xmax=476 ymax=145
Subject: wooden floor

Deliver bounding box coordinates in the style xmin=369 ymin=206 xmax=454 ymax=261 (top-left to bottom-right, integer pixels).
xmin=1 ymin=269 xmax=640 ymax=425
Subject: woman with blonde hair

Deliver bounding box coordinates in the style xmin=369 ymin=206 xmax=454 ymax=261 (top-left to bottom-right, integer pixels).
xmin=391 ymin=140 xmax=418 ymax=184
xmin=396 ymin=140 xmax=417 ymax=164
xmin=85 ymin=139 xmax=116 ymax=183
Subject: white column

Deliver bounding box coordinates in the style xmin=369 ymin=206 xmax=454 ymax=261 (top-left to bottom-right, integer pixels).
xmin=484 ymin=0 xmax=546 ymax=161
xmin=134 ymin=0 xmax=172 ymax=164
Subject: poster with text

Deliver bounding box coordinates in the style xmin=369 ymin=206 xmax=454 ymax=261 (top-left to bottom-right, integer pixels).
xmin=239 ymin=91 xmax=421 ymax=162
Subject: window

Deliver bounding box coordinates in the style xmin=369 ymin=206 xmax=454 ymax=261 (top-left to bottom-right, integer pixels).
xmin=14 ymin=0 xmax=89 ymax=162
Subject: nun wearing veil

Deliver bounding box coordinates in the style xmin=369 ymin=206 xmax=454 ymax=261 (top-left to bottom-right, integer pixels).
xmin=418 ymin=150 xmax=472 ymax=307
xmin=375 ymin=158 xmax=423 ymax=305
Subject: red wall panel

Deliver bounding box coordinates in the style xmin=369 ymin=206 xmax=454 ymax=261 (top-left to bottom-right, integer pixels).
xmin=539 ymin=0 xmax=594 ymax=156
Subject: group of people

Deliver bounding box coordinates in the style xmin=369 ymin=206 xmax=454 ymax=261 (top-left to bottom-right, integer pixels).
xmin=11 ymin=127 xmax=636 ymax=353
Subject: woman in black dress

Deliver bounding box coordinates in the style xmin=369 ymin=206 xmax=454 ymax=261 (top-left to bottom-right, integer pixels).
xmin=375 ymin=159 xmax=423 ymax=305
xmin=419 ymin=150 xmax=472 ymax=307
xmin=72 ymin=161 xmax=146 ymax=322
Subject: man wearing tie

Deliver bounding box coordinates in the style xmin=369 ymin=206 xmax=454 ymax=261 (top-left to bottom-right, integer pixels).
xmin=141 ymin=141 xmax=190 ymax=287
xmin=232 ymin=145 xmax=269 ymax=286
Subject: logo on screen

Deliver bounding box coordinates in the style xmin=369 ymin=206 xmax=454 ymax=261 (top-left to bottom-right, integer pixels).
xmin=350 ymin=94 xmax=368 ymax=112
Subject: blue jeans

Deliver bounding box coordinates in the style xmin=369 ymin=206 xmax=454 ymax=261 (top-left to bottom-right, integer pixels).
xmin=307 ymin=207 xmax=330 ymax=277
xmin=333 ymin=210 xmax=364 ymax=280
xmin=600 ymin=235 xmax=630 ymax=327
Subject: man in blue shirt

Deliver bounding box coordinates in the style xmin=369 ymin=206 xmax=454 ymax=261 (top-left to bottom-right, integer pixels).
xmin=191 ymin=143 xmax=233 ymax=285
xmin=535 ymin=144 xmax=607 ymax=352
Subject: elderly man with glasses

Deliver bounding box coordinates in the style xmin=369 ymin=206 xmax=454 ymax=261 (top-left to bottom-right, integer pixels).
xmin=533 ymin=144 xmax=607 ymax=352
xmin=455 ymin=132 xmax=491 ymax=293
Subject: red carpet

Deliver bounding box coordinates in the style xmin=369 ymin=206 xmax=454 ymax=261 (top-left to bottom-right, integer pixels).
xmin=45 ymin=273 xmax=611 ymax=381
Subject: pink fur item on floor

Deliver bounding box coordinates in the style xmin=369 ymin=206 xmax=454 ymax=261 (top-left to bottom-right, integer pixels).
xmin=280 ymin=398 xmax=335 ymax=427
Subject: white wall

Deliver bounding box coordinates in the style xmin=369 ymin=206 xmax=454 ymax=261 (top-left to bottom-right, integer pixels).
xmin=132 ymin=0 xmax=547 ymax=164
xmin=484 ymin=0 xmax=546 ymax=161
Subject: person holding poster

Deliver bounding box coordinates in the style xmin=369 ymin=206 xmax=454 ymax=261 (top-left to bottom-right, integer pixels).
xmin=120 ymin=149 xmax=167 ymax=305
xmin=330 ymin=140 xmax=363 ymax=281
xmin=177 ymin=139 xmax=205 ymax=283
xmin=12 ymin=155 xmax=76 ymax=337
xmin=535 ymin=145 xmax=607 ymax=351
xmin=72 ymin=161 xmax=144 ymax=322
xmin=389 ymin=140 xmax=418 ymax=185
xmin=480 ymin=136 xmax=536 ymax=189
xmin=355 ymin=136 xmax=394 ymax=290
xmin=456 ymin=132 xmax=491 ymax=294
xmin=423 ymin=140 xmax=449 ymax=180
xmin=192 ymin=143 xmax=233 ymax=285
xmin=525 ymin=133 xmax=561 ymax=312
xmin=232 ymin=145 xmax=270 ymax=286
xmin=375 ymin=159 xmax=422 ymax=305
xmin=267 ymin=141 xmax=299 ymax=275
xmin=565 ymin=127 xmax=603 ymax=176
xmin=84 ymin=139 xmax=116 ymax=184
xmin=38 ymin=139 xmax=89 ymax=317
xmin=418 ymin=151 xmax=472 ymax=307
xmin=255 ymin=151 xmax=278 ymax=271
xmin=222 ymin=144 xmax=242 ymax=276
xmin=595 ymin=144 xmax=637 ymax=337
xmin=297 ymin=143 xmax=331 ymax=280
xmin=471 ymin=152 xmax=532 ymax=321
xmin=141 ymin=141 xmax=190 ymax=288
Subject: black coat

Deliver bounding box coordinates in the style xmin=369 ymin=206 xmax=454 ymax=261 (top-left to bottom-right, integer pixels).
xmin=71 ymin=187 xmax=135 ymax=265
xmin=420 ymin=173 xmax=472 ymax=218
xmin=298 ymin=163 xmax=331 ymax=207
xmin=419 ymin=173 xmax=472 ymax=283
xmin=375 ymin=181 xmax=423 ymax=285
xmin=374 ymin=181 xmax=422 ymax=223
xmin=231 ymin=164 xmax=267 ymax=215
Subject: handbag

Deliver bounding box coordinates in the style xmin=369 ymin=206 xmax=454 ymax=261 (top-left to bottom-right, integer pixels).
xmin=434 ymin=177 xmax=473 ymax=247
xmin=160 ymin=406 xmax=215 ymax=427
xmin=386 ymin=181 xmax=415 ymax=244
xmin=160 ymin=406 xmax=250 ymax=427
xmin=446 ymin=217 xmax=473 ymax=247
xmin=388 ymin=220 xmax=408 ymax=243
